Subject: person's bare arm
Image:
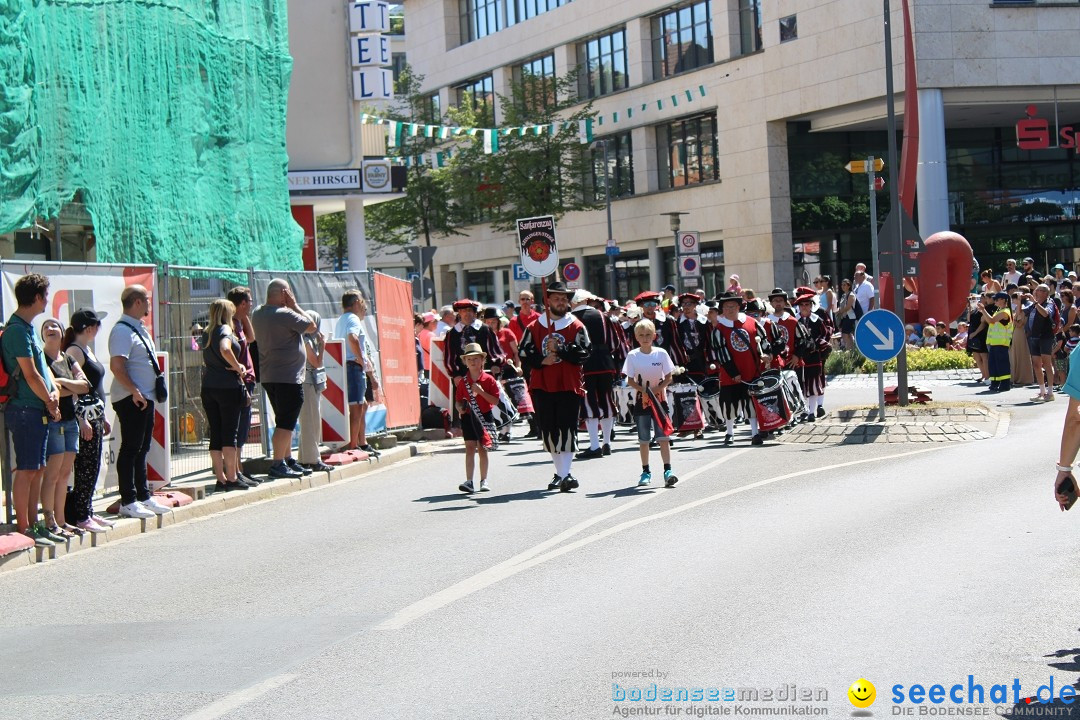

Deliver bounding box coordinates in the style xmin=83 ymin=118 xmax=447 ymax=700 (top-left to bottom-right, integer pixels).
xmin=219 ymin=337 xmax=246 ymax=375
xmin=110 ymin=356 xmax=147 ymax=408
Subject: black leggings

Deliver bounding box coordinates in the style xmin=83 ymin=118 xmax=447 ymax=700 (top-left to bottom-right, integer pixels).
xmin=66 ymin=415 xmax=103 ymax=523
xmin=202 ymin=387 xmax=245 ymax=450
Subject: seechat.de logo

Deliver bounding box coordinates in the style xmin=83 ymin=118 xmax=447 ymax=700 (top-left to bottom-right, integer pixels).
xmin=1016 ymin=105 xmax=1077 ymax=150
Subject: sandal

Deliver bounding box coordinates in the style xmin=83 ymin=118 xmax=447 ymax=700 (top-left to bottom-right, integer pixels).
xmin=63 ymin=523 xmax=85 ymax=537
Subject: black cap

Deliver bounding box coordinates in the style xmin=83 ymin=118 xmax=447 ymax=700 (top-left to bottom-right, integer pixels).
xmin=546 ymin=281 xmax=571 ymax=296
xmin=662 ymin=284 xmax=676 ymax=292
xmin=482 ymin=307 xmax=501 ymax=320
xmin=70 ymin=308 xmax=106 ymax=332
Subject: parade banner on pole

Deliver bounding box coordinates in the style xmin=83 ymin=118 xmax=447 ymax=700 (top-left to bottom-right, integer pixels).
xmin=0 ymin=260 xmax=159 ymax=493
xmin=517 ymin=215 xmax=559 ymax=278
xmin=373 ymin=272 xmax=420 ymax=429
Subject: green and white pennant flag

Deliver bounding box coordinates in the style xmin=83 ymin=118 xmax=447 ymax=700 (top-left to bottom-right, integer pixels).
xmin=424 ymin=125 xmax=436 ymax=138
xmin=409 ymin=123 xmax=420 ymax=137
xmin=577 ymin=118 xmax=594 ymax=144
xmin=439 ymin=126 xmax=452 ymax=140
xmin=387 ymin=120 xmax=400 ymax=148
xmin=483 ymin=128 xmax=498 ymax=154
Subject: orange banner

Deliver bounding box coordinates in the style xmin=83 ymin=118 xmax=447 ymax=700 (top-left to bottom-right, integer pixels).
xmin=373 ymin=272 xmax=420 ymax=428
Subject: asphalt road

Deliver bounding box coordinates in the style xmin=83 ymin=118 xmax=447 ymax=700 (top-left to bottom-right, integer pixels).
xmin=2 ymin=380 xmax=1079 ymax=720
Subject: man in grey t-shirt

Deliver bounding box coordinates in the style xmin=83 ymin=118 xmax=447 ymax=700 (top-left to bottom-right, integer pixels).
xmin=251 ymin=278 xmax=318 ymax=479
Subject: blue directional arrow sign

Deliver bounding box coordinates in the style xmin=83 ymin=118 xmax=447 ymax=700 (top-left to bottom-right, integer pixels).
xmin=854 ymin=309 xmax=905 ymax=363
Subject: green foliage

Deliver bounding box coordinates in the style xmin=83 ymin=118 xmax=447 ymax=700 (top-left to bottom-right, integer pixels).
xmin=445 ymin=68 xmax=600 ymax=233
xmin=860 ymin=347 xmax=976 ymax=373
xmin=316 ymin=211 xmax=346 ymax=269
xmin=825 ymin=349 xmax=867 ymax=375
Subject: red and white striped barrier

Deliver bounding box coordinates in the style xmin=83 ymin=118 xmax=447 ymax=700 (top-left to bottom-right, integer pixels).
xmin=320 ymin=340 xmax=349 ymax=446
xmin=147 ymin=352 xmax=172 ymax=492
xmin=428 ymin=338 xmax=452 ymax=410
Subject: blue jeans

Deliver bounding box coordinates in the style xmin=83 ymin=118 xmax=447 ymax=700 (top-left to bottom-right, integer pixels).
xmin=347 ymin=362 xmax=367 ymax=405
xmin=46 ymin=419 xmax=79 ymax=456
xmin=7 ymin=405 xmax=49 ymax=471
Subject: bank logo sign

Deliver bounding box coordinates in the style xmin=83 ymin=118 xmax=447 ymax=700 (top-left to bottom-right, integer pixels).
xmin=1016 ymin=105 xmax=1078 ymax=150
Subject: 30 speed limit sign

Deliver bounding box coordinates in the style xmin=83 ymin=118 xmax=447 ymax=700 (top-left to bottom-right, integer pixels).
xmin=677 ymin=231 xmax=699 ymax=255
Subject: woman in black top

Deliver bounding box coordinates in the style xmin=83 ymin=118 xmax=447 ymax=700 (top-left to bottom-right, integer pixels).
xmin=202 ymin=299 xmax=250 ymax=492
xmin=41 ymin=319 xmax=91 ymax=539
xmin=966 ymin=292 xmax=993 ymax=383
xmin=64 ymin=309 xmax=115 ymax=532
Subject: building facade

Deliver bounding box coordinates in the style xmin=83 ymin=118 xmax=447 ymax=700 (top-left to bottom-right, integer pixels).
xmin=402 ymin=0 xmax=1080 ymax=303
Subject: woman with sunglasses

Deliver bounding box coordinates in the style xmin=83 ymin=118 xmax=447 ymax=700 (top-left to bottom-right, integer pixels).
xmin=40 ymin=318 xmax=92 ymax=539
xmin=814 ymin=276 xmax=836 ymax=328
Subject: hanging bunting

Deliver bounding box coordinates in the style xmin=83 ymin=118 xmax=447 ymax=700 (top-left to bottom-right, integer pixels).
xmin=483 ymin=129 xmax=498 ymax=154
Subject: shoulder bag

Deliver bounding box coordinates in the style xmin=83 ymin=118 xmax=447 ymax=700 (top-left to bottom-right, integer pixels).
xmin=120 ymin=320 xmax=168 ymax=403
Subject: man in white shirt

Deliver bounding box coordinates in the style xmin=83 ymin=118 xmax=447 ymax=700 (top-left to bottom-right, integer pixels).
xmin=852 ymin=270 xmax=876 ymax=315
xmin=1002 ymin=258 xmax=1022 ymax=287
xmin=434 ymin=305 xmax=455 ymax=338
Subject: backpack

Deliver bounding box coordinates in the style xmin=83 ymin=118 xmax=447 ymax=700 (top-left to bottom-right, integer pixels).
xmin=0 ymin=325 xmax=23 ymax=409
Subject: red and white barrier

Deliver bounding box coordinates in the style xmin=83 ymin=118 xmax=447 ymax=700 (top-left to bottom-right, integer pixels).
xmin=428 ymin=338 xmax=452 ymax=410
xmin=147 ymin=352 xmax=172 ymax=492
xmin=320 ymin=340 xmax=349 ymax=446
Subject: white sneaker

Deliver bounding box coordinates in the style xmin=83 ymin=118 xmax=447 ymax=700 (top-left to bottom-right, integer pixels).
xmin=119 ymin=502 xmax=155 ymax=519
xmin=479 ymin=480 xmax=491 ymax=492
xmin=141 ymin=497 xmax=172 ymax=515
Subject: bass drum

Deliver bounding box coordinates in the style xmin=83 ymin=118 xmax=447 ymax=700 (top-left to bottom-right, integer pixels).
xmin=746 ymin=371 xmax=791 ymax=432
xmin=614 ymin=385 xmax=636 ymax=425
xmin=697 ymin=376 xmax=723 ymax=429
xmin=488 ymin=384 xmax=520 ymax=429
xmin=780 ymin=369 xmax=807 ymax=419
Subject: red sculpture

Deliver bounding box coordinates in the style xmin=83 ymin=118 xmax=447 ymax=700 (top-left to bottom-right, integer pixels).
xmin=880 ymin=231 xmax=974 ymax=325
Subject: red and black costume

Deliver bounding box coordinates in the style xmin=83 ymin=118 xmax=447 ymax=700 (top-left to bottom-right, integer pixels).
xmin=519 ymin=309 xmax=591 ymax=454
xmin=629 ymin=291 xmax=687 ymax=366
xmin=712 ymin=311 xmax=768 ymax=422
xmin=444 ymin=299 xmax=505 ymax=380
xmin=571 ymin=302 xmax=617 ymax=420
xmin=793 ymin=302 xmax=831 ymax=399
xmin=676 ymin=294 xmax=713 ymax=385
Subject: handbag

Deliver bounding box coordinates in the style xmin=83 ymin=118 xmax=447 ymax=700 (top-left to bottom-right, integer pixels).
xmin=120 ymin=320 xmax=167 ymax=403
xmin=308 ymin=366 xmax=328 ymax=392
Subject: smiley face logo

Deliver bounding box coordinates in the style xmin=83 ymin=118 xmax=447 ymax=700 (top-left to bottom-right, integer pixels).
xmin=848 ymin=678 xmax=876 ymax=708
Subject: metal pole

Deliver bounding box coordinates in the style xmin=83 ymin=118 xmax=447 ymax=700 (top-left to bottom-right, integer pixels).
xmin=160 ymin=263 xmax=173 ymax=455
xmin=603 ymin=140 xmax=615 ymax=302
xmin=883 ymin=0 xmax=908 ymax=406
xmin=0 ymin=258 xmax=9 ymax=524
xmin=868 ymin=158 xmax=886 ymax=421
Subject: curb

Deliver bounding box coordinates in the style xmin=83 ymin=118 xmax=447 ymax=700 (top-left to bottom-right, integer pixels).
xmin=0 ymin=443 xmax=435 ymax=575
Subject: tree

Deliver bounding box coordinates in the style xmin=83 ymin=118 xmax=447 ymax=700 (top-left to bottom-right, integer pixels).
xmin=317 ymin=211 xmax=347 ymax=270
xmin=445 ymin=68 xmax=600 ymax=233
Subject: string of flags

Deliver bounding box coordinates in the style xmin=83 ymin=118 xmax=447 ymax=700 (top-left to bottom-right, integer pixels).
xmin=359 ymin=83 xmax=707 ymax=167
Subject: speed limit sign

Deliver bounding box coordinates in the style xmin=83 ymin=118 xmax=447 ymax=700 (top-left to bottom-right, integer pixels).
xmin=677 ymin=231 xmax=700 ymax=256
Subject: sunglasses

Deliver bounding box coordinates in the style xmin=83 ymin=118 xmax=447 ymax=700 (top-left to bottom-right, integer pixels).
xmin=641 ymin=301 xmax=659 ymax=308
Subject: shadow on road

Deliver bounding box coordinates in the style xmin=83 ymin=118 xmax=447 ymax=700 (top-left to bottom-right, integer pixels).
xmin=586 ymin=486 xmax=656 ymax=499
xmin=414 ymin=492 xmax=473 ymax=504
xmin=472 ymin=489 xmax=553 ymax=504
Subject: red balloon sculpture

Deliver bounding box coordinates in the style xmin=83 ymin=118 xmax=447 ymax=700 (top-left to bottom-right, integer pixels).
xmin=880 ymin=231 xmax=974 ymax=325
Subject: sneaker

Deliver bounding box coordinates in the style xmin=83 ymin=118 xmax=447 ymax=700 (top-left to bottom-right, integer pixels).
xmin=359 ymin=444 xmax=382 ymax=457
xmin=479 ymin=480 xmax=491 ymax=492
xmin=236 ymin=476 xmax=259 ymax=488
xmin=751 ymin=433 xmax=765 ymax=446
xmin=285 ymin=457 xmax=312 ymax=476
xmin=723 ymin=433 xmax=734 ymax=445
xmin=547 ymin=474 xmax=563 ymax=490
xmin=602 ymin=443 xmax=611 ymax=456
xmin=560 ymin=475 xmax=579 ymax=492
xmin=38 ymin=523 xmax=67 ymax=543
xmin=638 ymin=472 xmax=652 ymax=487
xmin=215 ymin=480 xmax=249 ymax=492
xmin=1031 ymin=394 xmax=1047 ymax=402
xmin=664 ymin=470 xmax=679 ymax=487
xmin=91 ymin=514 xmax=115 ymax=528
xmin=458 ymin=480 xmax=475 ymax=493
xmin=268 ymin=461 xmax=303 ymax=479
xmin=76 ymin=518 xmax=107 ymax=534
xmin=1046 ymin=391 xmax=1056 ymax=402
xmin=119 ymin=501 xmax=155 ymax=519
xmin=575 ymin=447 xmax=603 ymax=460
xmin=141 ymin=497 xmax=172 ymax=515
xmin=238 ymin=472 xmax=262 ymax=485
xmin=24 ymin=527 xmax=54 ymax=548
xmin=304 ymin=462 xmax=334 ymax=473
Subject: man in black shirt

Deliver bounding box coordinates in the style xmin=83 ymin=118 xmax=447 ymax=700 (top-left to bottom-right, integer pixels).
xmin=1024 ymin=283 xmax=1059 ymax=402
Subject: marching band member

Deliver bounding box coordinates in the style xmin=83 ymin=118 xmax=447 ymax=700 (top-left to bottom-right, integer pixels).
xmin=791 ymin=289 xmax=832 ymax=421
xmin=712 ymin=292 xmax=771 ymax=446
xmin=766 ymin=288 xmax=798 ymax=369
xmin=571 ymin=289 xmax=618 ymax=459
xmin=629 ymin=291 xmax=687 ymax=366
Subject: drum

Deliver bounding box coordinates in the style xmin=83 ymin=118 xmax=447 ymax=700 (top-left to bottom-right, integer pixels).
xmin=780 ymin=369 xmax=807 ymax=419
xmin=614 ymin=385 xmax=636 ymax=425
xmin=503 ymin=376 xmax=534 ymax=414
xmin=668 ymin=383 xmax=705 ymax=433
xmin=746 ymin=372 xmax=792 ymax=432
xmin=488 ymin=385 xmax=520 ymax=429
xmin=697 ymin=377 xmax=724 ymax=429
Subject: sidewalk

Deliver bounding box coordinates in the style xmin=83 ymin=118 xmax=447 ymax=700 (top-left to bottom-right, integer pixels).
xmin=827 ymin=369 xmax=981 ymax=388
xmin=0 ymin=436 xmax=462 ymax=574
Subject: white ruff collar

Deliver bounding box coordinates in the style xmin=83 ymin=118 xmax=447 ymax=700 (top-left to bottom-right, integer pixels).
xmin=455 ymin=319 xmax=482 ymax=331
xmin=718 ymin=313 xmax=746 ymax=328
xmin=537 ymin=313 xmax=575 ymax=331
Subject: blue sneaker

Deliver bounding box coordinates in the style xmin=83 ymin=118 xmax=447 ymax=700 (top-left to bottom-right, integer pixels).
xmin=664 ymin=470 xmax=679 ymax=487
xmin=638 ymin=472 xmax=652 ymax=486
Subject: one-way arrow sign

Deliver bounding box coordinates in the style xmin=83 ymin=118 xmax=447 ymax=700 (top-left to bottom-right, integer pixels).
xmin=854 ymin=309 xmax=905 ymax=363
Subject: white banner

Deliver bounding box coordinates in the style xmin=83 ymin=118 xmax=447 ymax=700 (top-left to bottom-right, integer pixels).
xmin=0 ymin=261 xmax=160 ymax=494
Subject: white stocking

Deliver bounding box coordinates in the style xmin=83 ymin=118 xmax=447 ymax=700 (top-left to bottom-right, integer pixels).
xmin=749 ymin=418 xmax=759 ymax=436
xmin=725 ymin=419 xmax=735 ymax=435
xmin=808 ymin=395 xmax=821 ymax=414
xmin=585 ymin=419 xmax=601 ymax=450
xmin=552 ymin=452 xmax=573 ymax=477
xmin=600 ymin=417 xmax=615 ymax=444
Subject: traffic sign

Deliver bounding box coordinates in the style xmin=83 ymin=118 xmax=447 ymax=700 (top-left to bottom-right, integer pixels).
xmin=605 ymin=245 xmax=620 ymax=257
xmin=563 ymin=262 xmax=581 ymax=282
xmin=676 ymin=231 xmax=700 ymax=256
xmin=407 ymin=271 xmax=420 ymax=282
xmin=845 ymin=158 xmax=884 ymax=174
xmin=679 ymin=254 xmax=701 ymax=279
xmin=855 ymin=309 xmax=905 ymax=363
xmin=512 ymin=263 xmax=529 ymax=281
xmin=873 ymin=176 xmax=885 ymax=191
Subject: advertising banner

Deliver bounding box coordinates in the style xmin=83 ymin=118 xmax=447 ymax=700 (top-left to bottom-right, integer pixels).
xmin=517 ymin=215 xmax=558 ymax=278
xmin=373 ymin=273 xmax=419 ymax=429
xmin=0 ymin=260 xmax=159 ymax=494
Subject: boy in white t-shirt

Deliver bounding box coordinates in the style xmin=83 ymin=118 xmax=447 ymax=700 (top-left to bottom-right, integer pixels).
xmin=622 ymin=319 xmax=678 ymax=488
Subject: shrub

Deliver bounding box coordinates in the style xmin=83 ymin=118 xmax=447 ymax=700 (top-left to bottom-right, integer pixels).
xmin=860 ymin=347 xmax=976 ymax=373
xmin=825 ymin=349 xmax=867 ymax=375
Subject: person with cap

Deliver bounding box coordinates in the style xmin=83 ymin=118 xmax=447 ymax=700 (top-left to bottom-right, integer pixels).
xmin=1054 ymin=264 xmax=1067 ymax=282
xmin=765 ymin=288 xmax=798 ymax=369
xmin=726 ymin=275 xmax=742 ymax=295
xmin=711 ymin=291 xmax=772 ymax=445
xmin=571 ymin=289 xmax=618 ymax=459
xmin=503 ymin=300 xmax=518 ymax=323
xmin=518 ymin=281 xmax=592 ymax=492
xmin=630 ymin=291 xmax=687 ymax=367
xmin=445 ymin=299 xmax=505 ymax=384
xmin=1020 ymin=257 xmax=1039 ymax=287
xmin=791 ymin=287 xmax=832 ymax=421
xmin=454 ymin=342 xmax=500 ymax=493
xmin=62 ymin=309 xmax=115 ymax=533
xmin=660 ymin=284 xmax=677 ymax=311
xmin=981 ymin=291 xmax=1013 ymax=392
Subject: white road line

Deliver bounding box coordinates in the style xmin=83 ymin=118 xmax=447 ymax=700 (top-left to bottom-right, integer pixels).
xmin=378 ymin=445 xmax=941 ymax=630
xmin=180 ymin=674 xmax=297 ymax=720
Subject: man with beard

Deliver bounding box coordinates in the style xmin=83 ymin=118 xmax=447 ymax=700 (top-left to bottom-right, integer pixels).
xmin=444 ymin=298 xmax=505 ymax=382
xmin=629 ymin=291 xmax=687 ymax=366
xmin=571 ymin=290 xmax=617 ymax=459
xmin=712 ymin=291 xmax=771 ymax=445
xmin=519 ymin=282 xmax=591 ymax=492
xmin=765 ymin=288 xmax=797 ymax=369
xmin=791 ymin=289 xmax=832 ymax=420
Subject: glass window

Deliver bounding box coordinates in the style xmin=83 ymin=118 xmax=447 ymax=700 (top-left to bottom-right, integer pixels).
xmin=512 ymin=53 xmax=557 ymax=113
xmin=459 ymin=0 xmax=503 ymax=42
xmin=589 ymin=132 xmax=635 ymax=202
xmin=424 ymin=94 xmax=442 ymax=124
xmin=391 ymin=53 xmax=407 ymax=83
xmin=779 ymin=14 xmax=797 ymax=43
xmin=454 ymin=75 xmax=495 ymax=125
xmin=652 ymin=1 xmax=713 ymax=80
xmin=578 ymin=28 xmax=628 ymax=99
xmin=465 ymin=270 xmax=496 ymax=304
xmin=739 ymin=0 xmax=762 ymax=55
xmin=656 ymin=114 xmax=719 ymax=190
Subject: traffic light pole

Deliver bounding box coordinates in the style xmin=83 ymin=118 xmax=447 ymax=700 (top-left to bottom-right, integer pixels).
xmin=883 ymin=0 xmax=909 ymax=406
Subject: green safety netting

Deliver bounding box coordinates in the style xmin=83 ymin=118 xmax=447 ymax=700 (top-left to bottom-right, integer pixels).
xmin=0 ymin=0 xmax=301 ymax=269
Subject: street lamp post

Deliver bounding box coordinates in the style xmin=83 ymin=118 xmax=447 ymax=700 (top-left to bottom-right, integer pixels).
xmin=660 ymin=211 xmax=689 ymax=292
xmin=601 ymin=140 xmax=616 ymax=302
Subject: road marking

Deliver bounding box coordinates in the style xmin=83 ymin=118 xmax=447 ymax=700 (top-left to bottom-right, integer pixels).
xmin=180 ymin=674 xmax=297 ymax=720
xmin=378 ymin=446 xmax=941 ymax=630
